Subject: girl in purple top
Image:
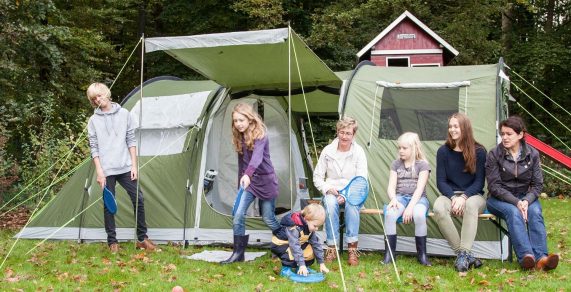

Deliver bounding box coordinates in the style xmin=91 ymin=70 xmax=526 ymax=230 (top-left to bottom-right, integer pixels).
xmin=221 ymin=103 xmax=281 ymax=264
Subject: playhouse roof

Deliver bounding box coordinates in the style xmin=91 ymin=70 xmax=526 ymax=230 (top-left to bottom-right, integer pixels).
xmin=356 ymin=10 xmax=459 ymax=58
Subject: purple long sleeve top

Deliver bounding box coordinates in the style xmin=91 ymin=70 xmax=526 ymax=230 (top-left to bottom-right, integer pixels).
xmin=238 ymin=135 xmax=279 ymax=200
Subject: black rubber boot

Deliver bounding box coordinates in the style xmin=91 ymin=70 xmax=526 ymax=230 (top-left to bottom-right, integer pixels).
xmin=382 ymin=235 xmax=397 ymax=265
xmin=221 ymin=234 xmax=249 ymax=264
xmin=415 ymin=236 xmax=432 ymax=266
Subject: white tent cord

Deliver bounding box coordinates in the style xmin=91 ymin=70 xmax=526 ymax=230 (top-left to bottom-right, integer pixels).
xmin=542 ymin=164 xmax=571 ymax=184
xmin=0 ymin=140 xmax=78 ymax=269
xmin=512 ymin=82 xmax=571 ymax=134
xmin=2 ymin=159 xmax=89 ymax=220
xmin=110 ymin=37 xmax=143 ymax=90
xmin=324 ymin=207 xmax=348 ymax=292
xmin=1 ymin=38 xmax=142 ymax=213
xmin=367 ymin=85 xmax=380 ymax=148
xmin=289 ymin=34 xmax=319 ymax=163
xmin=25 ymin=197 xmax=103 ymax=255
xmin=1 ymin=37 xmax=146 ymax=268
xmin=506 ymin=65 xmax=571 ymax=117
xmin=16 ymin=125 xmax=196 ymax=257
xmin=0 ymin=132 xmax=87 ymax=212
xmin=368 ymin=177 xmax=401 ymax=282
xmin=515 ymin=102 xmax=570 ymax=151
xmin=289 ymin=28 xmax=346 ymax=291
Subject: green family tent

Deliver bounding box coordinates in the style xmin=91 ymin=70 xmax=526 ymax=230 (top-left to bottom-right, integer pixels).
xmin=17 ymin=28 xmax=511 ymax=260
xmin=340 ymin=60 xmax=510 ymax=259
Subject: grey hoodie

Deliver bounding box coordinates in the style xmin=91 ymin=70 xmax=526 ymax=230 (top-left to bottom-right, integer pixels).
xmin=88 ymin=102 xmax=137 ymax=176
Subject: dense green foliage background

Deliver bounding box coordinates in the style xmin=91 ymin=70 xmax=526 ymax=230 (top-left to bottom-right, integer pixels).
xmin=1 ymin=0 xmax=570 ymax=205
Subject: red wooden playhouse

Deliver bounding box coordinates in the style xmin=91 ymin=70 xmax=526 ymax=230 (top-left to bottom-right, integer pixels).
xmin=357 ymin=10 xmax=458 ymax=67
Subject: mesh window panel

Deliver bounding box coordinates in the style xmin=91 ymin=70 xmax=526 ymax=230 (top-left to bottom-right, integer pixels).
xmin=378 ymin=88 xmax=459 ymax=141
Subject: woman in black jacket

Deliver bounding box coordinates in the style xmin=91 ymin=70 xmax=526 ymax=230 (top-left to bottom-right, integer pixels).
xmin=486 ymin=116 xmax=558 ymax=271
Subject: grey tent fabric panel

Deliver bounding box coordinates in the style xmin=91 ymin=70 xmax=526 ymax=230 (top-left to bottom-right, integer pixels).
xmin=376 ymin=80 xmax=470 ymax=89
xmin=145 ymin=28 xmax=288 ymax=52
xmin=131 ymin=91 xmax=211 ymax=129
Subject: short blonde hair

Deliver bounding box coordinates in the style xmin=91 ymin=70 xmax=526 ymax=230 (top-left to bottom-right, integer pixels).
xmin=86 ymin=82 xmax=111 ymax=108
xmin=301 ymin=204 xmax=325 ymax=225
xmin=336 ymin=116 xmax=358 ymax=134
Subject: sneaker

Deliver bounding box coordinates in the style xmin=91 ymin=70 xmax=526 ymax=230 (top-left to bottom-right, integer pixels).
xmin=454 ymin=251 xmax=469 ymax=272
xmin=136 ymin=238 xmax=156 ymax=251
xmin=109 ymin=243 xmax=119 ymax=253
xmin=466 ymin=251 xmax=483 ymax=269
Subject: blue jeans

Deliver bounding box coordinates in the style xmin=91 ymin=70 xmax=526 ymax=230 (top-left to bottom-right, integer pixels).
xmin=384 ymin=194 xmax=430 ymax=236
xmin=323 ymin=194 xmax=363 ymax=246
xmin=487 ymin=195 xmax=548 ymax=263
xmin=233 ymin=191 xmax=280 ymax=236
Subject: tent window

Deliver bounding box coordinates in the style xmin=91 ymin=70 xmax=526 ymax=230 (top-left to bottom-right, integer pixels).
xmin=379 ymin=109 xmax=402 ymax=140
xmin=378 ymin=87 xmax=459 ymax=141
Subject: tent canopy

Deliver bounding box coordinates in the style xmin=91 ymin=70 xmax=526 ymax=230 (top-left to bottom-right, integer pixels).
xmin=146 ymin=28 xmax=341 ymax=92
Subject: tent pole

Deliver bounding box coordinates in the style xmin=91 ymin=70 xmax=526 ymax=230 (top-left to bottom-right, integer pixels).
xmin=288 ymin=25 xmax=293 ymax=211
xmin=133 ymin=34 xmax=145 ymax=247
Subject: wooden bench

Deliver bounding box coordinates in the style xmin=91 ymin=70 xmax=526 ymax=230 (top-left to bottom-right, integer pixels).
xmin=341 ymin=207 xmax=511 ymax=262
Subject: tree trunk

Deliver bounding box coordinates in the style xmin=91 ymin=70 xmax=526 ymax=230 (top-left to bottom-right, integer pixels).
xmin=546 ymin=0 xmax=556 ymax=31
xmin=501 ymin=2 xmax=514 ymax=51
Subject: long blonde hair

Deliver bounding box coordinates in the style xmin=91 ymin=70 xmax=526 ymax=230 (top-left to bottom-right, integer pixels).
xmin=231 ymin=103 xmax=266 ymax=154
xmin=397 ymin=132 xmax=426 ymax=176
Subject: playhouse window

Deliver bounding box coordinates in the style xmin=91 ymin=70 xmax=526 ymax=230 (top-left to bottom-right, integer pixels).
xmin=378 ymin=87 xmax=458 ymax=141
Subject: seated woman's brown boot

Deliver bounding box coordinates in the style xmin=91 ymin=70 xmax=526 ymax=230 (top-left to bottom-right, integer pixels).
xmin=348 ymin=242 xmax=360 ymax=266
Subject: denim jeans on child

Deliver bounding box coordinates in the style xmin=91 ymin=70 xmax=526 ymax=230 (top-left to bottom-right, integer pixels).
xmin=233 ymin=190 xmax=280 ymax=236
xmin=323 ymin=194 xmax=363 ymax=246
xmin=487 ymin=194 xmax=548 ymax=263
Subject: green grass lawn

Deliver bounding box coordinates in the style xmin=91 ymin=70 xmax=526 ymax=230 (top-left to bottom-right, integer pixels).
xmin=1 ymin=198 xmax=569 ymax=291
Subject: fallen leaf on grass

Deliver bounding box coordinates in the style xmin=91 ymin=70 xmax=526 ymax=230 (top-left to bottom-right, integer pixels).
xmin=57 ymin=272 xmax=69 ymax=281
xmin=478 ymin=272 xmax=487 ymax=278
xmin=268 ymin=275 xmax=276 ymax=282
xmin=356 ymin=287 xmax=365 ymax=292
xmin=479 ymin=280 xmax=490 ymax=286
xmin=72 ymin=274 xmax=87 ymax=283
xmin=358 ymin=271 xmax=367 ymax=279
xmin=163 ymin=263 xmax=177 ymax=273
xmin=470 ymin=278 xmax=475 ymax=285
xmin=421 ymin=283 xmax=433 ymax=290
xmin=328 ymin=282 xmax=339 ymax=289
xmin=458 ymin=271 xmax=468 ymax=277
xmin=6 ymin=276 xmax=21 ymax=283
xmin=213 ymin=274 xmax=224 ymax=279
xmin=255 ymin=283 xmax=263 ymax=292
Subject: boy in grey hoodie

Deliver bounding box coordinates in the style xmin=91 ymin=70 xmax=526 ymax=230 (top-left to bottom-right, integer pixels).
xmin=86 ymin=82 xmax=155 ymax=253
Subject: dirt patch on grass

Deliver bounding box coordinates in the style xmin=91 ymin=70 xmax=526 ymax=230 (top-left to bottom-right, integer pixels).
xmin=0 ymin=207 xmax=30 ymax=229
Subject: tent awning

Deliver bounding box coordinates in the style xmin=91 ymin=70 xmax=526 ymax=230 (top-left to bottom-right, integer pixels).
xmin=145 ymin=28 xmax=341 ymax=91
